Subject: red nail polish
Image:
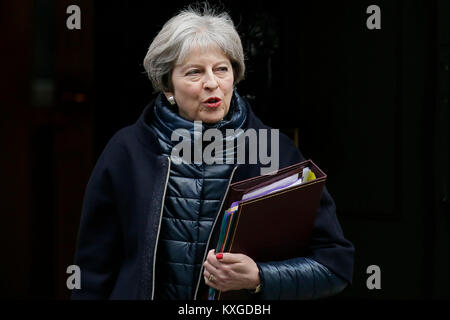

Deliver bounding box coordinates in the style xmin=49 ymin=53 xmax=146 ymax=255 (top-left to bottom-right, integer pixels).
xmin=216 ymin=253 xmax=223 ymax=260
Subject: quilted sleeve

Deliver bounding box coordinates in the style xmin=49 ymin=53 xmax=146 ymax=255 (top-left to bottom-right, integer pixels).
xmin=256 ymin=257 xmax=348 ymax=300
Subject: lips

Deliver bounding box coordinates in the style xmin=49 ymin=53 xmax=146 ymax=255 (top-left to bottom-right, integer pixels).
xmin=203 ymin=97 xmax=222 ymax=108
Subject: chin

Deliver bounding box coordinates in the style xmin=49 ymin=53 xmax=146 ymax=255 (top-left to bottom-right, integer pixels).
xmin=199 ymin=110 xmax=227 ymax=124
xmin=201 ymin=117 xmax=222 ymax=124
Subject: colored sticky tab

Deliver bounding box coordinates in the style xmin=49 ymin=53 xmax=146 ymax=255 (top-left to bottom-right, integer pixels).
xmin=302 ymin=167 xmax=316 ymax=182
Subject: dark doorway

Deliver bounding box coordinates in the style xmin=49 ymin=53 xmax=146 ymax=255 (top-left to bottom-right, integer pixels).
xmin=1 ymin=0 xmax=448 ymax=299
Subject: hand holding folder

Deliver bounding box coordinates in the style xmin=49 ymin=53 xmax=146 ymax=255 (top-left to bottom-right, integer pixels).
xmin=204 ymin=159 xmax=326 ymax=300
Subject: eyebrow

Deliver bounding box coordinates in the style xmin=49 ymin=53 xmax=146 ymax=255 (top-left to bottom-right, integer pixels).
xmin=180 ymin=61 xmax=230 ymax=71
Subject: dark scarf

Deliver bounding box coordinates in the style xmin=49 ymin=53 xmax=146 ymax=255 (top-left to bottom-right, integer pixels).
xmin=151 ymin=90 xmax=248 ymax=162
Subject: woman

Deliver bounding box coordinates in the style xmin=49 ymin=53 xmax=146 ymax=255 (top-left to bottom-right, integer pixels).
xmin=72 ymin=4 xmax=354 ymax=300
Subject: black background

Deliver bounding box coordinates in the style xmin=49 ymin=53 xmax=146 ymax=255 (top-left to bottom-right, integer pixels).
xmin=0 ymin=0 xmax=449 ymax=300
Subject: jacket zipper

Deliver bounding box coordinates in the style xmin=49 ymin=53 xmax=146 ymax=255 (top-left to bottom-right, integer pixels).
xmin=193 ymin=165 xmax=239 ymax=300
xmin=151 ymin=156 xmax=171 ymax=300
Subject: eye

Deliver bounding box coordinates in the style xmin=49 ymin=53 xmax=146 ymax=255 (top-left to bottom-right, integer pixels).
xmin=186 ymin=69 xmax=201 ymax=76
xmin=216 ymin=66 xmax=229 ymax=72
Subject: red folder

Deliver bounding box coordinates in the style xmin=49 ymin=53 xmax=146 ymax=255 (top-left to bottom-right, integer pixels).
xmin=199 ymin=159 xmax=327 ymax=300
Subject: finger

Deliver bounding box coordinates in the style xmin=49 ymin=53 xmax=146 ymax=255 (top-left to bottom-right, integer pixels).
xmin=205 ymin=249 xmax=216 ymax=265
xmin=207 ymin=249 xmax=216 ymax=257
xmin=203 ymin=269 xmax=212 ymax=281
xmin=219 ymin=252 xmax=244 ymax=264
xmin=203 ymin=259 xmax=219 ymax=275
xmin=206 ymin=251 xmax=223 ymax=269
xmin=203 ymin=270 xmax=219 ymax=290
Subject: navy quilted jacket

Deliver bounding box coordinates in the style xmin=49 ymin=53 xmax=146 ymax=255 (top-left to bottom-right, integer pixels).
xmin=71 ymin=91 xmax=354 ymax=299
xmin=150 ymin=93 xmax=247 ymax=299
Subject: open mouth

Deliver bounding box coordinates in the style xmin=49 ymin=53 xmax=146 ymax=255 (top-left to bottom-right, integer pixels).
xmin=204 ymin=97 xmax=222 ymax=108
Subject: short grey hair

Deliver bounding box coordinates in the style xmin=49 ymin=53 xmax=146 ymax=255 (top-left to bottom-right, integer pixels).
xmin=143 ymin=4 xmax=245 ymax=92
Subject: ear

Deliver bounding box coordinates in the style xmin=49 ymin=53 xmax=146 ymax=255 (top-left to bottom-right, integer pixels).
xmin=163 ymin=90 xmax=177 ymax=106
xmin=163 ymin=91 xmax=174 ymax=100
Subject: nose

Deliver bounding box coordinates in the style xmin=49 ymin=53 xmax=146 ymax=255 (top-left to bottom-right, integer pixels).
xmin=203 ymin=69 xmax=219 ymax=90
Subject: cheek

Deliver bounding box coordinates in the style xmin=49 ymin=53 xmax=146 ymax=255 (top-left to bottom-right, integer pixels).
xmin=174 ymin=83 xmax=203 ymax=118
xmin=223 ymin=76 xmax=234 ymax=91
xmin=223 ymin=81 xmax=234 ymax=104
xmin=177 ymin=83 xmax=201 ymax=99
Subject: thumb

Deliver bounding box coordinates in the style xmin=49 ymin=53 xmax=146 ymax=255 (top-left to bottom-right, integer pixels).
xmin=218 ymin=252 xmax=243 ymax=264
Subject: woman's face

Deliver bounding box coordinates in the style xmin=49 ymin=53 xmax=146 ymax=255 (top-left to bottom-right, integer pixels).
xmin=164 ymin=46 xmax=234 ymax=123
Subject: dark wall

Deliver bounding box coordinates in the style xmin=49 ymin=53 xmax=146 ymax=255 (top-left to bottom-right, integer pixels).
xmin=1 ymin=0 xmax=448 ymax=299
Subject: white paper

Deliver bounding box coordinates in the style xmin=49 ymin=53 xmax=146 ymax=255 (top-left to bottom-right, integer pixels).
xmin=242 ymin=173 xmax=299 ymax=201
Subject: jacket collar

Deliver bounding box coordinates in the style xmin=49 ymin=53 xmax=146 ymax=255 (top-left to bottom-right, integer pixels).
xmin=135 ymin=91 xmax=268 ymax=157
xmin=135 ymin=98 xmax=164 ymax=156
xmin=151 ymin=91 xmax=248 ymax=146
